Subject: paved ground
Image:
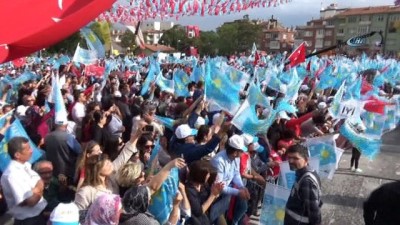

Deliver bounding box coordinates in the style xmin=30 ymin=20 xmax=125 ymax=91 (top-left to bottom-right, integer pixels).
xmin=2 ymin=128 xmax=399 ymax=225
xmin=249 ymin=127 xmax=400 ymax=225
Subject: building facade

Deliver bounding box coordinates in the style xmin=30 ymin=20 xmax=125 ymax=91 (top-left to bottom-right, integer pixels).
xmin=295 ymin=4 xmax=346 ymax=54
xmin=333 ymin=5 xmax=400 ymax=56
xmin=141 ymin=21 xmax=175 ymax=45
xmin=260 ymin=16 xmax=295 ymax=54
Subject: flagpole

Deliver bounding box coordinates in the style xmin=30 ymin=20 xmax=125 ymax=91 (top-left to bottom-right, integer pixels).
xmin=285 ymin=31 xmax=384 ymax=66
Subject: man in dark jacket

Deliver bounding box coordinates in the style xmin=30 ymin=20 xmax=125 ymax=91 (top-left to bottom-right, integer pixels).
xmin=364 ymin=180 xmax=400 ymax=225
xmin=44 ymin=121 xmax=81 ymax=190
xmin=170 ymin=124 xmax=223 ymax=164
xmin=284 ymin=144 xmax=322 ymax=225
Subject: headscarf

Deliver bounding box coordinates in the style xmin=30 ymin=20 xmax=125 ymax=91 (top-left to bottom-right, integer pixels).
xmin=84 ymin=194 xmax=122 ymax=225
xmin=122 ymin=185 xmax=151 ymax=214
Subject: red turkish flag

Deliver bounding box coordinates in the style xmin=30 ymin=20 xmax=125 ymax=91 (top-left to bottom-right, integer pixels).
xmin=253 ymin=51 xmax=260 ymax=66
xmin=0 ymin=0 xmax=116 ymax=64
xmin=363 ymin=96 xmax=393 ymax=115
xmin=12 ymin=57 xmax=26 ymax=68
xmin=361 ymin=79 xmax=374 ymax=94
xmin=84 ymin=65 xmax=105 ymax=77
xmin=287 ymin=42 xmax=306 ymax=68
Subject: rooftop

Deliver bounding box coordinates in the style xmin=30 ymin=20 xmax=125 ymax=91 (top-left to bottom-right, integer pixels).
xmin=144 ymin=44 xmax=175 ymax=52
xmin=336 ymin=5 xmax=400 ymax=17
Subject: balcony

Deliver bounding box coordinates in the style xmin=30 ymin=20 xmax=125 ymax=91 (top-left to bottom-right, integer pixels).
xmin=359 ymin=21 xmax=371 ymax=25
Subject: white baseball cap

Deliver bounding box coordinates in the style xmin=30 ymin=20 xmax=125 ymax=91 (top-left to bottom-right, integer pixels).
xmin=228 ymin=134 xmax=247 ymax=152
xmin=175 ymin=124 xmax=198 ymax=139
xmin=194 ymin=116 xmax=206 ymax=129
xmin=318 ymin=102 xmax=327 ymax=110
xmin=50 ymin=203 xmax=79 ymax=225
xmin=241 ymin=133 xmax=258 ymax=146
xmin=278 ymin=111 xmax=291 ymax=120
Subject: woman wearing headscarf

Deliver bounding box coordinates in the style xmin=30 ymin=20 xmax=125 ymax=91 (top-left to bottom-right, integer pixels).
xmin=84 ymin=194 xmax=122 ymax=225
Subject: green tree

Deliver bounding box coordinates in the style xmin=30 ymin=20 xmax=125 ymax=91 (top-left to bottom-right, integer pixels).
xmin=197 ymin=31 xmax=219 ymax=56
xmin=120 ymin=30 xmax=135 ymax=49
xmin=158 ymin=25 xmax=189 ymax=51
xmin=216 ymin=23 xmax=239 ymax=55
xmin=46 ymin=32 xmax=82 ymax=55
xmin=216 ymin=19 xmax=262 ymax=55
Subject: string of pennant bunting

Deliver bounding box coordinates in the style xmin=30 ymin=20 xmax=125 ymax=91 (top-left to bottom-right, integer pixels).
xmin=97 ymin=0 xmax=292 ymax=22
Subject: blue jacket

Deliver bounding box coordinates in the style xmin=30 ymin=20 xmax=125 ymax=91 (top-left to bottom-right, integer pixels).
xmin=170 ymin=134 xmax=220 ymax=164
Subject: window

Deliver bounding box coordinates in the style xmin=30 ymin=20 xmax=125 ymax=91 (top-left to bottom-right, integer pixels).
xmin=358 ymin=26 xmax=369 ymax=34
xmin=376 ymin=15 xmax=384 ymax=22
xmin=272 ymin=33 xmax=278 ymax=40
xmin=327 ymin=20 xmax=334 ymax=26
xmin=324 ymin=40 xmax=332 ymax=46
xmin=317 ymin=29 xmax=324 ymax=35
xmin=282 ymin=34 xmax=287 ymax=40
xmin=338 ymin=18 xmax=346 ymax=24
xmin=338 ymin=28 xmax=344 ymax=34
xmin=360 ymin=15 xmax=370 ymax=22
xmin=265 ymin=33 xmax=271 ymax=38
xmin=348 ymin=28 xmax=357 ymax=34
xmin=348 ymin=16 xmax=357 ymax=23
xmin=325 ymin=30 xmax=332 ymax=36
xmin=315 ymin=39 xmax=323 ymax=48
xmin=304 ymin=31 xmax=313 ymax=37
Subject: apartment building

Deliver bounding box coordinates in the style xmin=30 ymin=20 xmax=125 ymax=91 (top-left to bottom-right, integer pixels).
xmin=333 ymin=5 xmax=400 ymax=55
xmin=260 ymin=16 xmax=295 ymax=53
xmin=141 ymin=21 xmax=175 ymax=45
xmin=295 ymin=4 xmax=346 ymax=54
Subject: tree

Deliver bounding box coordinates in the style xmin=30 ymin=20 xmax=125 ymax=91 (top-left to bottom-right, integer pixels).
xmin=158 ymin=25 xmax=189 ymax=51
xmin=120 ymin=30 xmax=135 ymax=49
xmin=197 ymin=31 xmax=219 ymax=56
xmin=216 ymin=23 xmax=239 ymax=55
xmin=46 ymin=31 xmax=82 ymax=55
xmin=216 ymin=18 xmax=262 ymax=55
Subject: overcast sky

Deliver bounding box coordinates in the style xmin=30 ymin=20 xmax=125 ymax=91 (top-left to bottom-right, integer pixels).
xmin=165 ymin=0 xmax=394 ymax=31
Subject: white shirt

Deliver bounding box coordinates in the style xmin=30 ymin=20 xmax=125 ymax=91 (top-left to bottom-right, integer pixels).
xmin=71 ymin=102 xmax=85 ymax=124
xmin=0 ymin=160 xmax=47 ymax=220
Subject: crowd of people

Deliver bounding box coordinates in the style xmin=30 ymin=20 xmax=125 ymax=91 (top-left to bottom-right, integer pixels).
xmin=0 ymin=52 xmax=397 ymax=225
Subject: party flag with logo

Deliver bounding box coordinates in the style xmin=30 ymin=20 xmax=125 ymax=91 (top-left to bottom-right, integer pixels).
xmin=0 ymin=119 xmax=43 ymax=171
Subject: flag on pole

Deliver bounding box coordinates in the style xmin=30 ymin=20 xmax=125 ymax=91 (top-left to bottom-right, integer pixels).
xmin=260 ymin=184 xmax=291 ymax=225
xmin=286 ymin=42 xmax=306 ymax=68
xmin=0 ymin=119 xmax=43 ymax=171
xmin=134 ymin=21 xmax=146 ymax=49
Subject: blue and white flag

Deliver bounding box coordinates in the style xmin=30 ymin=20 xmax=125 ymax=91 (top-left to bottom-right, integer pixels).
xmin=155 ymin=115 xmax=175 ymax=130
xmin=173 ymin=69 xmax=190 ymax=97
xmin=72 ymin=45 xmax=98 ymax=65
xmin=340 ymin=120 xmax=381 ymax=160
xmin=148 ymin=168 xmax=179 ymax=224
xmin=247 ymin=81 xmax=270 ymax=108
xmin=52 ymin=73 xmax=68 ymax=125
xmin=81 ymin=27 xmax=105 ymax=58
xmin=0 ymin=119 xmax=43 ymax=171
xmin=155 ymin=73 xmax=174 ymax=94
xmin=260 ymin=184 xmax=291 ymax=225
xmin=306 ymin=135 xmax=341 ymax=179
xmin=205 ymin=61 xmax=241 ymax=113
xmin=140 ymin=57 xmax=160 ymax=96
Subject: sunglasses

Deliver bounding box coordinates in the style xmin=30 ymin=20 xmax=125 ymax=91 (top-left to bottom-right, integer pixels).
xmin=144 ymin=145 xmax=155 ymax=149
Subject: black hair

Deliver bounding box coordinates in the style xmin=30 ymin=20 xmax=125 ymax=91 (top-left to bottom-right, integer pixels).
xmin=188 ymin=160 xmax=211 ymax=184
xmin=8 ymin=136 xmax=29 ymax=160
xmin=286 ymin=144 xmax=309 ymax=160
